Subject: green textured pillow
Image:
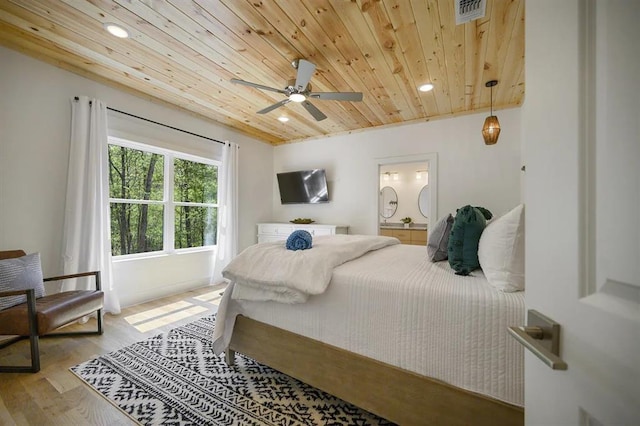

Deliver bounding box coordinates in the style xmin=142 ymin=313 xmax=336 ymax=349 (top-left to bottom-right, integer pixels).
xmin=447 ymin=206 xmax=489 ymax=275
xmin=474 ymin=206 xmax=494 ymax=221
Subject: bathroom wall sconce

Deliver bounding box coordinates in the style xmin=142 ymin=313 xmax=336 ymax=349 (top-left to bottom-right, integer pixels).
xmin=482 ymin=80 xmax=501 ymax=145
xmin=415 ymin=170 xmax=428 ymax=181
xmin=382 ymin=171 xmax=399 ymax=181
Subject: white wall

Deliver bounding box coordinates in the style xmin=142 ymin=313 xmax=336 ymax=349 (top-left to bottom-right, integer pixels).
xmin=0 ymin=47 xmax=273 ymax=307
xmin=273 ymin=109 xmax=522 ymax=235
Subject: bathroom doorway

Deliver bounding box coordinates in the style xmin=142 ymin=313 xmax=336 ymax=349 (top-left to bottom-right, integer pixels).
xmin=375 ymin=153 xmax=438 ymax=236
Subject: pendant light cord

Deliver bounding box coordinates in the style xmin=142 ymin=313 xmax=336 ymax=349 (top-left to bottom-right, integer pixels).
xmin=490 ymin=85 xmax=493 ymax=116
xmin=485 ymin=80 xmax=497 ymax=117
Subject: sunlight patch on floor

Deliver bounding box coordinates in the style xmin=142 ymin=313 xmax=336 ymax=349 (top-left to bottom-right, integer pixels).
xmin=125 ymin=301 xmax=193 ymax=325
xmin=193 ymin=290 xmax=224 ymax=304
xmin=133 ymin=306 xmax=209 ymax=333
xmin=122 ymin=287 xmax=225 ymax=333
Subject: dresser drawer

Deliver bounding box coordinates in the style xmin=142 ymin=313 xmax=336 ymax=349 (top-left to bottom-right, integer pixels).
xmin=257 ymin=235 xmax=286 ymax=243
xmin=257 ymin=223 xmax=349 ymax=244
xmin=258 ymin=224 xmax=294 ymax=236
xmin=299 ymin=227 xmax=332 ymax=236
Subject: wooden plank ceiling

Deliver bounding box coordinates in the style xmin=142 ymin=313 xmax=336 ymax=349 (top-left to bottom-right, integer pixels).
xmin=0 ymin=0 xmax=524 ymax=145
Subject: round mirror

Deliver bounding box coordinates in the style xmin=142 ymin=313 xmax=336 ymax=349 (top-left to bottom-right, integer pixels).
xmin=418 ymin=185 xmax=430 ymax=218
xmin=379 ymin=186 xmax=398 ymax=219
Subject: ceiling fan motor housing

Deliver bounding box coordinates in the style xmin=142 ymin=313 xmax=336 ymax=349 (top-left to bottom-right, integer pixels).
xmin=286 ymin=79 xmax=310 ymax=96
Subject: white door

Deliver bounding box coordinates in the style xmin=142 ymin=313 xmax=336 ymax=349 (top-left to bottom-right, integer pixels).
xmin=523 ymin=1 xmax=639 ymax=425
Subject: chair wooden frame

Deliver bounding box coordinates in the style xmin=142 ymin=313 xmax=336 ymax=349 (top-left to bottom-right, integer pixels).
xmin=0 ymin=253 xmax=103 ymax=373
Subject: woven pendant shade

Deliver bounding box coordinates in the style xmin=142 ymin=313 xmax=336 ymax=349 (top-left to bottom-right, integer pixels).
xmin=482 ymin=115 xmax=501 ymax=145
xmin=482 ymin=80 xmax=500 ymax=145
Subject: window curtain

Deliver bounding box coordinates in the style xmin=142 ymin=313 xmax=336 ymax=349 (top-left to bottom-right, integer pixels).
xmin=62 ymin=96 xmax=121 ymax=314
xmin=212 ymin=141 xmax=239 ymax=284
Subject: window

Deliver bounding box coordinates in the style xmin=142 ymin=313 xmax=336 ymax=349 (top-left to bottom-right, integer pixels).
xmin=108 ymin=138 xmax=218 ymax=257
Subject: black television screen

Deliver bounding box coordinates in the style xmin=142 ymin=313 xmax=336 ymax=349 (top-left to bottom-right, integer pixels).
xmin=277 ymin=169 xmax=329 ymax=204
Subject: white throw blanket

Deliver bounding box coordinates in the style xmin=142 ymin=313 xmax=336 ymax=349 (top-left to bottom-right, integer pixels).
xmin=223 ymin=234 xmax=399 ymax=303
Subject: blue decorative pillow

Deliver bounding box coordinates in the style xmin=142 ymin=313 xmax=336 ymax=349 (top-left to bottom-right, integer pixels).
xmin=447 ymin=206 xmax=490 ymax=275
xmin=286 ymin=230 xmax=313 ymax=251
xmin=0 ymin=253 xmax=45 ymax=311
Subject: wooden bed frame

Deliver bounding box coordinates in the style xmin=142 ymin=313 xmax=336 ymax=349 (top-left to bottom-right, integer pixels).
xmin=227 ymin=315 xmax=524 ymax=426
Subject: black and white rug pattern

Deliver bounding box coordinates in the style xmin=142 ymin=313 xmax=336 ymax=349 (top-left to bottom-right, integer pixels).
xmin=71 ymin=315 xmax=394 ymax=425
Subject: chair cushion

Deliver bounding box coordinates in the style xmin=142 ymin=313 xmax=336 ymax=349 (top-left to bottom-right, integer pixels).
xmin=0 ymin=290 xmax=104 ymax=336
xmin=0 ymin=253 xmax=45 ymax=311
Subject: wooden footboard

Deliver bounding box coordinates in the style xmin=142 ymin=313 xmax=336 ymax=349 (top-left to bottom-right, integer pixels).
xmin=229 ymin=315 xmax=524 ymax=426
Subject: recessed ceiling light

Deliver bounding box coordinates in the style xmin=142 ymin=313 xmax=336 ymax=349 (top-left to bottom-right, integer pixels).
xmin=278 ymin=116 xmax=290 ymax=123
xmin=103 ymin=23 xmax=129 ymax=39
xmin=289 ymin=93 xmax=306 ymax=103
xmin=419 ymin=83 xmax=434 ymax=92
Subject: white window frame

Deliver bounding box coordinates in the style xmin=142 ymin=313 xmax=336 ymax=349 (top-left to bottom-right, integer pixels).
xmin=108 ymin=136 xmax=220 ymax=260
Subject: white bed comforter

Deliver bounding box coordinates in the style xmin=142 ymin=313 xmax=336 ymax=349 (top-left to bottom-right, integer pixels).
xmin=223 ymin=234 xmax=399 ymax=303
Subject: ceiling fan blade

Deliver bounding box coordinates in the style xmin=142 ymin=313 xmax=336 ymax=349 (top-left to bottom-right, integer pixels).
xmin=294 ymin=59 xmax=316 ymax=91
xmin=230 ymin=78 xmax=286 ymax=94
xmin=301 ymin=100 xmax=327 ymax=121
xmin=257 ymin=99 xmax=291 ymax=114
xmin=309 ymin=92 xmax=363 ymax=102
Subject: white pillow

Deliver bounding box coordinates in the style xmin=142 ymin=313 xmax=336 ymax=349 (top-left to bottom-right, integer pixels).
xmin=478 ymin=204 xmax=525 ymax=292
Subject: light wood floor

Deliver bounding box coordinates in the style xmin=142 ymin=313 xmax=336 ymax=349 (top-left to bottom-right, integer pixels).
xmin=0 ymin=284 xmax=225 ymax=426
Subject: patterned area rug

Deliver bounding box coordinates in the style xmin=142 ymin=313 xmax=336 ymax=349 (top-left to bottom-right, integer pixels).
xmin=71 ymin=315 xmax=394 ymax=425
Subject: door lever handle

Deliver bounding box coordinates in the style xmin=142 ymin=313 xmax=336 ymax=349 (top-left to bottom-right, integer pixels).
xmin=508 ymin=310 xmax=568 ymax=370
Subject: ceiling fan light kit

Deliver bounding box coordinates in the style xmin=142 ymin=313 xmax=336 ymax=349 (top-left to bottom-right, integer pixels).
xmin=230 ymin=59 xmax=363 ymax=122
xmin=289 ymin=93 xmax=306 ymax=103
xmin=482 ymin=80 xmax=501 ymax=145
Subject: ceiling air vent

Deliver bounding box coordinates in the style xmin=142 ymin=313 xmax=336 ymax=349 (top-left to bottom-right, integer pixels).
xmin=455 ymin=0 xmax=487 ymax=25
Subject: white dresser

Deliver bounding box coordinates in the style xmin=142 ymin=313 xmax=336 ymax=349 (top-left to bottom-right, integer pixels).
xmin=257 ymin=223 xmax=349 ymax=243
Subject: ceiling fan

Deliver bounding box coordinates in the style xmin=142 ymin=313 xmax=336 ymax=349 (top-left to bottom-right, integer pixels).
xmin=230 ymin=59 xmax=363 ymax=121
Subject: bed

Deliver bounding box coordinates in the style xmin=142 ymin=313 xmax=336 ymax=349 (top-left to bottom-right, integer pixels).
xmin=212 ymin=235 xmax=525 ymax=425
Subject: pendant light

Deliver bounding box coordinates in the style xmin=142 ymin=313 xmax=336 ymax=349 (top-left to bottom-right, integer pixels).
xmin=482 ymin=80 xmax=500 ymax=145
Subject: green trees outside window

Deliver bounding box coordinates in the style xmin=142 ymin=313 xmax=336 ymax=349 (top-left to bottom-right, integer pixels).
xmin=108 ymin=142 xmax=218 ymax=256
xmin=173 ymin=158 xmax=218 ymax=248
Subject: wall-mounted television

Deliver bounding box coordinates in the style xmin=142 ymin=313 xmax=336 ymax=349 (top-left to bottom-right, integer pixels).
xmin=277 ymin=169 xmax=329 ymax=204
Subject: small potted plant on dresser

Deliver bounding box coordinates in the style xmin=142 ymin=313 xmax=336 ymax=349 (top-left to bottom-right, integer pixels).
xmin=401 ymin=217 xmax=412 ymax=228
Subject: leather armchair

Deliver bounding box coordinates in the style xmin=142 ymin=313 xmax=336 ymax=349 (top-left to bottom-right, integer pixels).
xmin=0 ymin=250 xmax=104 ymax=373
